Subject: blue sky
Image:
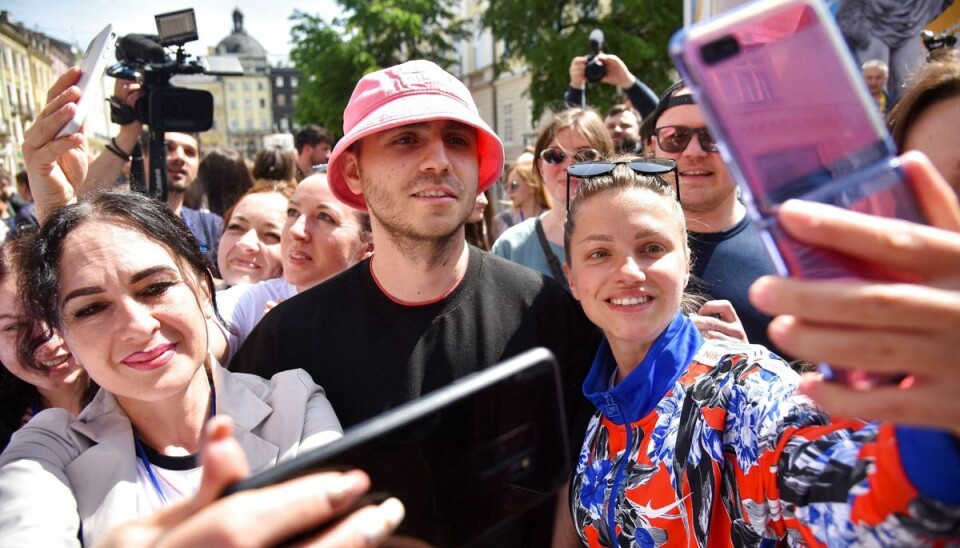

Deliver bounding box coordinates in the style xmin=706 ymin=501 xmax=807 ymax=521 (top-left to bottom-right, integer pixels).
xmin=4 ymin=0 xmax=342 ymax=63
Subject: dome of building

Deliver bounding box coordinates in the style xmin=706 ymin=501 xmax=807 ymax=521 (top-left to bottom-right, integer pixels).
xmin=216 ymin=9 xmax=266 ymax=55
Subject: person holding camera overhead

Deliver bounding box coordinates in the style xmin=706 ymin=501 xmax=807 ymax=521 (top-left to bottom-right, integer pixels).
xmin=563 ymin=31 xmax=659 ymax=120
xmin=563 ymin=32 xmax=658 ymax=155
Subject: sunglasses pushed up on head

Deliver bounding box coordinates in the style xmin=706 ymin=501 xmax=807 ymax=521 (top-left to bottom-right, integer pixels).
xmin=565 ymin=156 xmax=680 ymax=211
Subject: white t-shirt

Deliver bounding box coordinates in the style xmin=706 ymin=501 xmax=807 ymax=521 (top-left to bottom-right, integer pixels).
xmin=216 ymin=278 xmax=298 ymax=363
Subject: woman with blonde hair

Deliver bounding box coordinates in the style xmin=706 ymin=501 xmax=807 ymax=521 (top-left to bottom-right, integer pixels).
xmin=492 ymin=156 xmax=552 ymax=240
xmin=492 ymin=108 xmax=614 ymax=286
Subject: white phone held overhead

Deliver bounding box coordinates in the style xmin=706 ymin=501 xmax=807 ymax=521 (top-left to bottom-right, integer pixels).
xmin=56 ymin=23 xmax=117 ymax=138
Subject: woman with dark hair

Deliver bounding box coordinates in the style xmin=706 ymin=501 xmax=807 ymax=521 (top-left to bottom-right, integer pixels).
xmin=0 ymin=191 xmax=343 ymax=545
xmin=887 ymin=49 xmax=960 ymax=195
xmin=0 ymin=237 xmax=93 ymax=451
xmin=492 ymin=108 xmax=615 ymax=287
xmin=192 ymin=147 xmax=255 ymax=216
xmin=552 ymin=155 xmax=960 ymax=546
xmin=252 ymin=146 xmax=298 ymax=187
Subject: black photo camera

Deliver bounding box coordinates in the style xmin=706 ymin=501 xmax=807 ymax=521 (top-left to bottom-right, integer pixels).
xmin=585 ymin=29 xmax=606 ymax=83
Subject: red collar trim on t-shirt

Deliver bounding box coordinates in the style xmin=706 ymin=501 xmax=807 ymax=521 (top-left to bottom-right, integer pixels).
xmin=369 ymin=258 xmax=467 ymax=307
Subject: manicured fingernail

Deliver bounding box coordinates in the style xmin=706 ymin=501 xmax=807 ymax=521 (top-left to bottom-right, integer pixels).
xmin=378 ymin=498 xmax=404 ymax=529
xmin=362 ymin=498 xmax=405 ymax=545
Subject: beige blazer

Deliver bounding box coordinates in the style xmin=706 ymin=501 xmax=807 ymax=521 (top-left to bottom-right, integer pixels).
xmin=0 ymin=363 xmax=342 ymax=547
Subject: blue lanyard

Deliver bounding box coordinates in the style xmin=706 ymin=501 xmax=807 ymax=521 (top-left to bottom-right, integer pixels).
xmin=134 ymin=381 xmax=216 ymax=504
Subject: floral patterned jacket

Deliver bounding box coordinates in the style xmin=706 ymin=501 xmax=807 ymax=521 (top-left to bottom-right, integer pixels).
xmin=571 ymin=313 xmax=960 ymax=547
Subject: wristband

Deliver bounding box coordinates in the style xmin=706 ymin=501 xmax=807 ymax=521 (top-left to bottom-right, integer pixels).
xmin=105 ymin=139 xmax=131 ymax=161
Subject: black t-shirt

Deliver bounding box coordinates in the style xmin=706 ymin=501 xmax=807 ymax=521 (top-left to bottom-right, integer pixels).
xmin=688 ymin=215 xmax=784 ymax=355
xmin=231 ymin=246 xmax=599 ymax=432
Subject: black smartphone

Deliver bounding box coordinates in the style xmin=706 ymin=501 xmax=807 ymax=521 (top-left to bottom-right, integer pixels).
xmin=221 ymin=347 xmax=571 ymax=546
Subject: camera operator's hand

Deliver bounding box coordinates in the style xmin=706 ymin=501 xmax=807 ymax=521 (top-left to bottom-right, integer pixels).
xmin=97 ymin=416 xmax=405 ymax=547
xmin=112 ymin=78 xmax=144 ymax=151
xmin=593 ymin=53 xmax=637 ymax=90
xmin=568 ymin=53 xmax=636 ymax=91
xmin=83 ymin=79 xmax=144 ymax=194
xmin=21 ymin=67 xmax=88 ymax=224
xmin=569 ymin=55 xmax=589 ymax=89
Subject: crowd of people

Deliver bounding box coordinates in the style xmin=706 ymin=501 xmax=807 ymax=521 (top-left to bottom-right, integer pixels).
xmin=0 ymin=19 xmax=958 ymax=547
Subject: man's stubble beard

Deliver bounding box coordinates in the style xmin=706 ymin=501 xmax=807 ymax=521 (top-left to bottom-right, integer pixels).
xmin=364 ymin=173 xmax=473 ymax=267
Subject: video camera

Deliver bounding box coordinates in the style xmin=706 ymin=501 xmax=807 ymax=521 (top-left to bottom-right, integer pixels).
xmin=107 ymin=9 xmax=241 ymax=200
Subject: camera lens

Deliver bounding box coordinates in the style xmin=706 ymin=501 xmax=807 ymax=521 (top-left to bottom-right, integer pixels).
xmin=585 ymin=57 xmax=605 ymax=83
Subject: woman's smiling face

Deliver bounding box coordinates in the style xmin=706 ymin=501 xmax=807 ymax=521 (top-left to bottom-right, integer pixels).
xmin=566 ymin=186 xmax=689 ymax=366
xmin=57 ymin=221 xmax=210 ymax=404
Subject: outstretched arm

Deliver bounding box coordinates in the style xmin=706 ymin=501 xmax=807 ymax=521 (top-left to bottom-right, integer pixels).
xmin=97 ymin=416 xmax=404 ymax=547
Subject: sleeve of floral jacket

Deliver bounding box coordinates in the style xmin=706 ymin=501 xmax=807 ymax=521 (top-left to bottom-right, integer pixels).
xmin=718 ymin=348 xmax=960 ymax=547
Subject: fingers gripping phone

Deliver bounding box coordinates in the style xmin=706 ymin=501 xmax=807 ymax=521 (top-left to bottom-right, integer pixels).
xmin=670 ymin=0 xmax=922 ymax=385
xmin=56 ymin=23 xmax=116 ymax=138
xmin=221 ymin=348 xmax=571 ymax=546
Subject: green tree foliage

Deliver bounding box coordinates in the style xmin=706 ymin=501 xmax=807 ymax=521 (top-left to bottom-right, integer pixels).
xmin=290 ymin=0 xmax=469 ymax=134
xmin=484 ymin=0 xmax=683 ymax=123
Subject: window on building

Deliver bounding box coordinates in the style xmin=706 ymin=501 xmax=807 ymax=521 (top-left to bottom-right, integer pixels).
xmin=230 ymin=99 xmax=237 ymax=110
xmin=261 ymin=118 xmax=269 ymax=130
xmin=473 ymin=16 xmax=484 ymax=69
xmin=260 ymin=98 xmax=266 ymax=108
xmin=244 ymin=98 xmax=252 ymax=109
xmin=291 ymin=94 xmax=298 ymax=106
xmin=290 ymin=76 xmax=298 ymax=88
xmin=277 ymin=95 xmax=286 ymax=107
xmin=258 ymin=81 xmax=264 ymax=91
xmin=228 ymin=82 xmax=236 ymax=92
xmin=246 ymin=118 xmax=253 ymax=130
xmin=502 ymin=103 xmax=514 ymax=143
xmin=280 ymin=118 xmax=289 ymax=132
xmin=242 ymin=81 xmax=251 ymax=91
xmin=230 ymin=119 xmax=239 ymax=131
xmin=276 ymin=76 xmax=284 ymax=87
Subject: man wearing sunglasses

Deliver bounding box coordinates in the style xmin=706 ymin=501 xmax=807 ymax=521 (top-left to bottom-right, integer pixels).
xmin=639 ymin=81 xmax=784 ymax=356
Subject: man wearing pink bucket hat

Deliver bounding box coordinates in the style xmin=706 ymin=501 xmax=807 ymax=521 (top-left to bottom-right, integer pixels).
xmin=232 ymin=59 xmax=598 ymax=542
xmin=233 ymin=59 xmax=597 ymax=429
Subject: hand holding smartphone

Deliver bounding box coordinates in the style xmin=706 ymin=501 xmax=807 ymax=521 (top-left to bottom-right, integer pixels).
xmin=221 ymin=348 xmax=570 ymax=546
xmin=55 ymin=23 xmax=116 ymax=138
xmin=670 ymin=0 xmax=921 ymax=386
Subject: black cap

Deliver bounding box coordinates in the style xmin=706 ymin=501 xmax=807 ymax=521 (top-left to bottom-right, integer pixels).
xmin=639 ymin=80 xmax=696 ymax=144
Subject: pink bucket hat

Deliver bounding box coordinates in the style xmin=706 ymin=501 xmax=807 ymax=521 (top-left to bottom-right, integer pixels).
xmin=326 ymin=60 xmax=505 ymax=211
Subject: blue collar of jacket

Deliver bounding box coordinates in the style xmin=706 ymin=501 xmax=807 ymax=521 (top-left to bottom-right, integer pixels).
xmin=583 ymin=311 xmax=704 ymax=425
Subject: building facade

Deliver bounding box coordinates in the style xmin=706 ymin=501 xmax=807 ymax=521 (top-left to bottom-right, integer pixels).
xmin=270 ymin=65 xmax=301 ymax=135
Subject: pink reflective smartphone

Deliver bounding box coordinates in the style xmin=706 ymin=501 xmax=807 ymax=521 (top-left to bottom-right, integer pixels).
xmin=670 ymin=0 xmax=920 ymax=386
